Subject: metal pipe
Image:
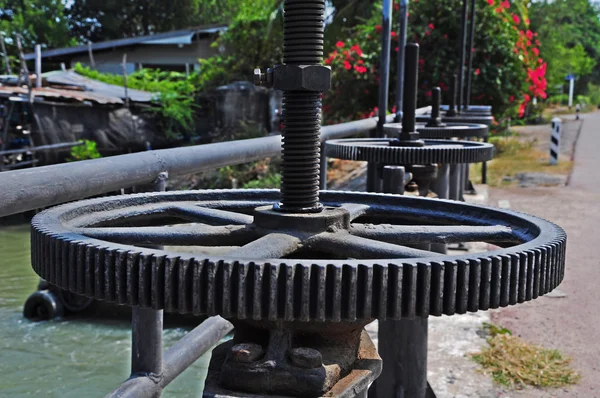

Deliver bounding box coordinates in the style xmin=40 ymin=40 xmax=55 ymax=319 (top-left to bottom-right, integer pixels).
xmin=320 ymin=146 xmax=328 ymax=190
xmin=131 ymin=308 xmax=163 ymax=378
xmin=0 ymin=141 xmax=83 ymax=156
xmin=377 ymin=0 xmax=394 ymax=137
xmin=458 ymin=164 xmax=465 ymax=201
xmin=130 ymin=174 xmax=167 ymax=386
xmin=382 ymin=166 xmax=406 ymax=195
xmin=482 ymin=136 xmax=488 ymax=184
xmin=394 ymin=0 xmax=409 ymax=123
xmin=465 ymin=0 xmax=477 ymax=108
xmin=106 ymin=316 xmax=234 ymax=398
xmin=449 ymin=164 xmax=461 ymax=200
xmin=400 ymin=43 xmax=419 ymax=139
xmin=457 ymin=0 xmax=469 ymax=111
xmin=0 ymin=112 xmax=433 ymax=219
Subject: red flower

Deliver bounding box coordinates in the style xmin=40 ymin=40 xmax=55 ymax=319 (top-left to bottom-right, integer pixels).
xmin=501 ymin=0 xmax=510 ymax=9
xmin=354 ymin=65 xmax=367 ymax=74
xmin=519 ymin=103 xmax=526 ymax=117
xmin=391 ymin=31 xmax=397 ymax=38
xmin=509 ymin=95 xmax=515 ymax=102
xmin=524 ymin=94 xmax=531 ymax=102
xmin=487 ymin=0 xmax=494 ymax=5
xmin=475 ymin=68 xmax=481 ymax=75
xmin=495 ymin=6 xmax=503 ymax=13
xmin=428 ymin=23 xmax=435 ymax=30
xmin=512 ymin=14 xmax=520 ymax=24
xmin=394 ymin=2 xmax=399 ymax=11
xmin=395 ymin=46 xmax=399 ymax=52
xmin=343 ymin=61 xmax=351 ymax=70
xmin=375 ymin=25 xmax=382 ymax=33
xmin=425 ymin=30 xmax=431 ymax=36
xmin=351 ymin=44 xmax=363 ymax=56
xmin=532 ymin=47 xmax=539 ymax=56
xmin=336 ymin=41 xmax=345 ymax=48
xmin=526 ymin=30 xmax=533 ymax=40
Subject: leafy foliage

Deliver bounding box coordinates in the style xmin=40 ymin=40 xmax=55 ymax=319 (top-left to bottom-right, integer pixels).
xmin=193 ymin=1 xmax=283 ymax=92
xmin=0 ymin=0 xmax=75 ymax=69
xmin=67 ymin=140 xmax=102 ymax=161
xmin=530 ymin=0 xmax=600 ymax=95
xmin=75 ymin=63 xmax=196 ymax=139
xmin=323 ymin=0 xmax=546 ymax=123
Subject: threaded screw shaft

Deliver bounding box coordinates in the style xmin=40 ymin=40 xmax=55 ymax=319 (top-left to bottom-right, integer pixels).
xmin=279 ymin=0 xmax=326 ymax=212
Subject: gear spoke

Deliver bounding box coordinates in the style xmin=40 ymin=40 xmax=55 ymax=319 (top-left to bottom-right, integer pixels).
xmin=173 ymin=204 xmax=253 ymax=225
xmin=349 ymin=224 xmax=519 ymax=245
xmin=76 ymin=224 xmax=256 ymax=246
xmin=225 ymin=233 xmax=302 ymax=259
xmin=340 ymin=203 xmax=371 ymax=221
xmin=308 ymin=232 xmax=441 ymax=259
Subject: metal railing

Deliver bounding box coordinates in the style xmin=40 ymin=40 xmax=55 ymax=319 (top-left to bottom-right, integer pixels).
xmin=0 ymin=108 xmax=431 ymax=398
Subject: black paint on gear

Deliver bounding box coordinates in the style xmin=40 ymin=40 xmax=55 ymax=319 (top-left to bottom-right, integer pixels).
xmin=279 ymin=0 xmax=326 ymax=212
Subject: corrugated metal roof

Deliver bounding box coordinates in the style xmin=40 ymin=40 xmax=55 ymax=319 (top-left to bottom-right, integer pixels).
xmin=42 ymin=71 xmax=156 ymax=103
xmin=24 ymin=25 xmax=227 ymax=61
xmin=0 ymin=85 xmax=124 ymax=104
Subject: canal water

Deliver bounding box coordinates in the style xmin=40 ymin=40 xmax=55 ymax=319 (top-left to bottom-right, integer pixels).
xmin=0 ymin=224 xmax=210 ymax=397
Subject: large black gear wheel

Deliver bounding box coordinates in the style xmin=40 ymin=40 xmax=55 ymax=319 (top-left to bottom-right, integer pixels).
xmin=31 ymin=190 xmax=566 ymax=322
xmin=324 ymin=138 xmax=494 ymax=165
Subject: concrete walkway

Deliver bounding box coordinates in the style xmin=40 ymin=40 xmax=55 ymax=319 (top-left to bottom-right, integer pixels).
xmin=490 ymin=111 xmax=600 ymax=397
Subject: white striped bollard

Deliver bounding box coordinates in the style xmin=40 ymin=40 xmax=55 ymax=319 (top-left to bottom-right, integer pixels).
xmin=550 ymin=117 xmax=561 ymax=165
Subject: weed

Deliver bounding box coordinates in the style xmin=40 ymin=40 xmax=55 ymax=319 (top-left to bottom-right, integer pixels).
xmin=472 ymin=323 xmax=580 ymax=389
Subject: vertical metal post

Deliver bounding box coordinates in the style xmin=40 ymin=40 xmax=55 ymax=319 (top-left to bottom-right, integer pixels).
xmin=87 ymin=41 xmax=96 ymax=69
xmin=0 ymin=32 xmax=12 ymax=75
xmin=550 ymin=117 xmax=561 ymax=165
xmin=431 ymin=164 xmax=450 ymax=254
xmin=131 ymin=172 xmax=167 ymax=388
xmin=568 ymin=77 xmax=575 ymax=109
xmin=320 ymin=145 xmax=328 ymax=190
xmin=449 ymin=164 xmax=461 ymax=200
xmin=34 ymin=45 xmax=42 ymax=88
xmin=377 ymin=0 xmax=393 ymax=137
xmin=382 ymin=166 xmax=406 ymax=194
xmin=394 ymin=0 xmax=409 ymax=123
xmin=458 ymin=164 xmax=465 ymax=201
xmin=457 ymin=0 xmax=468 ymax=111
xmin=464 ymin=0 xmax=476 ymax=109
xmin=482 ymin=136 xmax=488 ymax=184
xmin=370 ymin=165 xmax=429 ymax=398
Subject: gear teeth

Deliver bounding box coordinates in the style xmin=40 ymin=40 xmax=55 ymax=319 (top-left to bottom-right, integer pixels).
xmin=325 ymin=139 xmax=494 ymax=165
xmin=479 ymin=257 xmax=492 ymax=311
xmin=443 ymin=261 xmax=457 ymax=315
xmin=403 ymin=264 xmax=417 ymax=319
xmin=455 ymin=260 xmax=469 ymax=314
xmin=30 ymin=191 xmax=568 ymax=322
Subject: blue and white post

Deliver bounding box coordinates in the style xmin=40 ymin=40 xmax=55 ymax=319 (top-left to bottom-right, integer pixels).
xmin=550 ymin=117 xmax=561 ymax=165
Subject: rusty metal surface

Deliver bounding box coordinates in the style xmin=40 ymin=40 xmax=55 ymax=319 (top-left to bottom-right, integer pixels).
xmin=203 ymin=328 xmax=381 ymax=398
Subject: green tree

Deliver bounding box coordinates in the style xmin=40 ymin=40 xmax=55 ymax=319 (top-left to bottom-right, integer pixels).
xmin=529 ymin=0 xmax=600 ymax=94
xmin=66 ymin=0 xmax=203 ymax=42
xmin=0 ymin=0 xmax=75 ymax=66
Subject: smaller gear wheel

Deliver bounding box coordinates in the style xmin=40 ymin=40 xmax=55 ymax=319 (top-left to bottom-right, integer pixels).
xmin=324 ymin=138 xmax=494 ymax=165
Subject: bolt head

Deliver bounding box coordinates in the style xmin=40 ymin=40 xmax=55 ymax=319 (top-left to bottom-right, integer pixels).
xmin=289 ymin=347 xmax=322 ymax=369
xmin=231 ymin=343 xmax=264 ymax=363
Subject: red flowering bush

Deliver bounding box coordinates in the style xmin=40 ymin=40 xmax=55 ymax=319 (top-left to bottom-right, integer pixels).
xmin=322 ymin=0 xmax=545 ymax=123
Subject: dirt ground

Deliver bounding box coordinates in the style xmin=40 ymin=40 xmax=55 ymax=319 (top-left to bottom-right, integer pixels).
xmin=489 ymin=110 xmax=600 ymax=398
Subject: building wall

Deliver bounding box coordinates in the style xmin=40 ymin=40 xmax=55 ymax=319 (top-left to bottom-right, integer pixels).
xmin=69 ymin=40 xmax=220 ymax=74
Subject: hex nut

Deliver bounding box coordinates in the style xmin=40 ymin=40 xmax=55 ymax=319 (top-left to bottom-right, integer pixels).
xmin=231 ymin=343 xmax=264 ymax=363
xmin=272 ymin=64 xmax=331 ymax=92
xmin=289 ymin=347 xmax=323 ymax=369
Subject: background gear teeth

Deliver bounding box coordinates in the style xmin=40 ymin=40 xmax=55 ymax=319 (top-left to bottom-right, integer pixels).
xmin=30 ymin=190 xmax=566 ymax=322
xmin=324 ymin=139 xmax=494 ymax=165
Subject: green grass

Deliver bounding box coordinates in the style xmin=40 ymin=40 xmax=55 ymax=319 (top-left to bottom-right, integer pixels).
xmin=470 ymin=136 xmax=573 ymax=187
xmin=472 ymin=323 xmax=581 ymax=389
